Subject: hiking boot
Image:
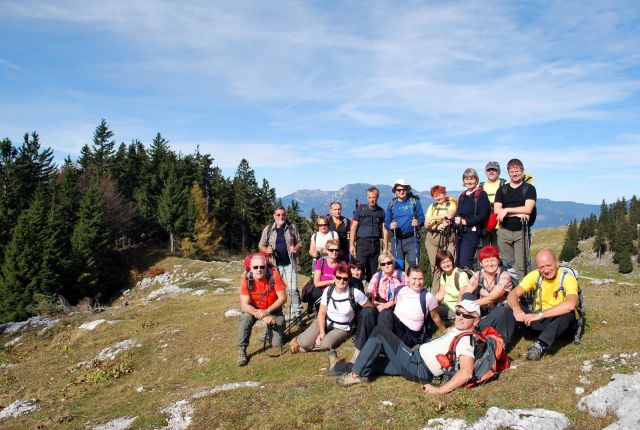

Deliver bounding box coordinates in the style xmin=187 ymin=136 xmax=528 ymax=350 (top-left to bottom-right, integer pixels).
xmin=336 ymin=373 xmax=369 ymax=387
xmin=526 ymin=342 xmax=546 ymax=361
xmin=237 ymin=347 xmax=248 ymax=366
xmin=290 ymin=338 xmax=300 ymax=354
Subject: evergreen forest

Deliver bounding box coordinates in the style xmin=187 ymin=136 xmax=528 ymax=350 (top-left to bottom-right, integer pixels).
xmin=560 ymin=197 xmax=640 ymax=273
xmin=0 ymin=120 xmax=316 ymax=323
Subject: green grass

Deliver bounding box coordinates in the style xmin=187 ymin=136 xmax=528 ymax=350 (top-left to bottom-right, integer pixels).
xmin=0 ymin=230 xmax=638 ymax=429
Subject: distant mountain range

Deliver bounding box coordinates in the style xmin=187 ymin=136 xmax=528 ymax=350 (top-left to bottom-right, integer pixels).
xmin=281 ymin=183 xmax=598 ymax=229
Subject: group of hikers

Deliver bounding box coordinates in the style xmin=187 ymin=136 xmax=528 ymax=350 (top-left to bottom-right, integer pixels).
xmin=237 ymin=158 xmax=583 ymax=394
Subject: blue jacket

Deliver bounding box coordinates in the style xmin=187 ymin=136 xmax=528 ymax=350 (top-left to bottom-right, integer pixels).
xmin=384 ymin=196 xmax=425 ymax=234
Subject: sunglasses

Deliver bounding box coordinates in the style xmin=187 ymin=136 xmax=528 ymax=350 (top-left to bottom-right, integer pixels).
xmin=334 ymin=275 xmax=349 ymax=281
xmin=252 ymin=265 xmax=265 ymax=270
xmin=317 ymin=223 xmax=328 ymax=227
xmin=395 ymin=188 xmax=407 ymax=192
xmin=327 ymin=248 xmax=340 ymax=253
xmin=486 ymin=168 xmax=498 ymax=172
xmin=455 ymin=309 xmax=476 ymax=319
xmin=380 ymin=261 xmax=393 ymax=267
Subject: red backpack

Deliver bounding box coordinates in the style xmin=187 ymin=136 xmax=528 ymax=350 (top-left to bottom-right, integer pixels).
xmin=436 ymin=327 xmax=510 ymax=388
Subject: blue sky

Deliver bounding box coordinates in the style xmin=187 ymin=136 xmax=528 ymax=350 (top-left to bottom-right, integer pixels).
xmin=1 ymin=0 xmax=639 ymax=204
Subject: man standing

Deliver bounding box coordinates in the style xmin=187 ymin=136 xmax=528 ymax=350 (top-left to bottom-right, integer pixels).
xmin=350 ymin=187 xmax=388 ymax=281
xmin=479 ymin=161 xmax=506 ymax=247
xmin=327 ymin=201 xmax=350 ymax=259
xmin=480 ymin=249 xmax=578 ymax=361
xmin=237 ymin=254 xmax=287 ymax=366
xmin=259 ymin=206 xmax=302 ymax=318
xmin=385 ymin=179 xmax=425 ymax=268
xmin=494 ymin=159 xmax=537 ymax=278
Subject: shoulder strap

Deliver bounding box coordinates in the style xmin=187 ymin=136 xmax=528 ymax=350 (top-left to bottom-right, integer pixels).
xmin=247 ymin=272 xmax=255 ymax=292
xmin=535 ymin=273 xmax=544 ymax=313
xmin=266 ymin=223 xmax=274 ymax=245
xmin=419 ymin=289 xmax=428 ymax=316
xmin=349 ymin=284 xmax=357 ymax=311
xmin=327 ymin=284 xmax=336 ymax=309
xmin=454 ymin=270 xmax=460 ymax=290
xmin=479 ymin=181 xmax=485 ymax=189
xmin=499 ymin=178 xmax=506 ymax=187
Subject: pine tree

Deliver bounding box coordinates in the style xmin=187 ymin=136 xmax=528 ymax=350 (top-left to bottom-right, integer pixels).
xmin=39 ymin=166 xmax=78 ymax=299
xmin=559 ymin=220 xmax=580 ymax=262
xmin=231 ymin=159 xmax=261 ymax=252
xmin=158 ymin=172 xmax=189 ymax=252
xmin=593 ymin=226 xmax=606 ymax=258
xmin=91 ymin=119 xmax=116 ymax=173
xmin=618 ymin=248 xmax=633 ymax=274
xmin=0 ymin=138 xmax=17 ymax=257
xmin=71 ymin=184 xmax=112 ymax=301
xmin=0 ymin=191 xmax=48 ymax=322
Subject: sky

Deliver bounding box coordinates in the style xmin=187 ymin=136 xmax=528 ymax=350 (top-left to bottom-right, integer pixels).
xmin=1 ymin=0 xmax=639 ymax=204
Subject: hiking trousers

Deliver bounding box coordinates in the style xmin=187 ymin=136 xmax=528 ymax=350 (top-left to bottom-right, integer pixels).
xmin=377 ymin=308 xmax=419 ymax=347
xmin=295 ymin=318 xmax=351 ymax=351
xmin=237 ymin=309 xmax=285 ymax=348
xmin=277 ymin=264 xmax=301 ymax=310
xmin=353 ymin=326 xmax=433 ymax=384
xmin=353 ymin=307 xmax=379 ymax=350
xmin=456 ymin=229 xmax=480 ymax=269
xmin=355 ymin=238 xmax=381 ymax=281
xmin=479 ymin=304 xmax=577 ymax=348
xmin=393 ymin=235 xmax=420 ymax=268
xmin=425 ymin=231 xmax=455 ymax=293
xmin=497 ymin=229 xmax=528 ymax=279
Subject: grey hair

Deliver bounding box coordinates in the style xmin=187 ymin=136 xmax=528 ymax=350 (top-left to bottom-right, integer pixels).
xmin=462 ymin=168 xmax=479 ymax=186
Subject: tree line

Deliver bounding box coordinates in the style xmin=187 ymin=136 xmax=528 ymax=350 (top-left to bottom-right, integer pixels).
xmin=0 ymin=119 xmax=307 ymax=323
xmin=559 ymin=196 xmax=640 ymax=273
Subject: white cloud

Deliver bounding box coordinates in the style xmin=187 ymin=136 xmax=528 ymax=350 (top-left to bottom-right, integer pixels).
xmin=4 ymin=0 xmax=638 ymax=136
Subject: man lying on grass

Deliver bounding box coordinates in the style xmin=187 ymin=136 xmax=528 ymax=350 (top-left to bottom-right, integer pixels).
xmin=335 ymin=300 xmax=480 ymax=394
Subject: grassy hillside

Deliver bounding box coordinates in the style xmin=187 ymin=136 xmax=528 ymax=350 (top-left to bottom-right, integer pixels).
xmin=0 ymin=232 xmax=639 ymax=429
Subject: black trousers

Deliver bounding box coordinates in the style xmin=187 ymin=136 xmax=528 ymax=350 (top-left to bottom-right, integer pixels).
xmin=356 ymin=238 xmax=381 ymax=281
xmin=353 ymin=326 xmax=433 ymax=383
xmin=480 ymin=304 xmax=577 ymax=348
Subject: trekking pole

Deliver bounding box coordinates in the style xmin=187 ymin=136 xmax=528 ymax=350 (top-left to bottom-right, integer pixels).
xmin=522 ymin=218 xmax=530 ymax=275
xmin=412 ymin=224 xmax=419 ymax=265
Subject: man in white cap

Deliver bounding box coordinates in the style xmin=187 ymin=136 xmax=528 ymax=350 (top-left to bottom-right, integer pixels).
xmin=479 ymin=161 xmax=507 ymax=247
xmin=336 ymin=300 xmax=480 ymax=394
xmin=384 ymin=179 xmax=425 ymax=268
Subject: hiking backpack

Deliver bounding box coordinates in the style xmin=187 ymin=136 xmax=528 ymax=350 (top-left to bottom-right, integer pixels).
xmin=436 ymin=327 xmax=510 ymax=388
xmin=393 ymin=285 xmax=437 ymax=344
xmin=373 ymin=269 xmax=405 ymax=302
xmin=479 ymin=178 xmax=507 ymax=190
xmin=529 ymin=265 xmax=585 ymax=344
xmin=325 ymin=283 xmax=359 ymax=328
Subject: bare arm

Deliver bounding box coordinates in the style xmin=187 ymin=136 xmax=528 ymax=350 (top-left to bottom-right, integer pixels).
xmin=422 ymin=354 xmax=474 ymax=394
xmin=313 ymin=269 xmax=334 ymax=289
xmin=523 ymin=294 xmax=578 ymax=326
xmin=316 ymin=304 xmax=328 ymax=345
xmin=436 ymin=280 xmax=446 ymax=302
xmin=475 ymin=284 xmax=507 ymax=307
xmin=429 ymin=308 xmax=447 ymax=332
xmin=309 ymin=236 xmax=318 ymax=258
xmin=349 ymin=220 xmax=359 ymax=256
